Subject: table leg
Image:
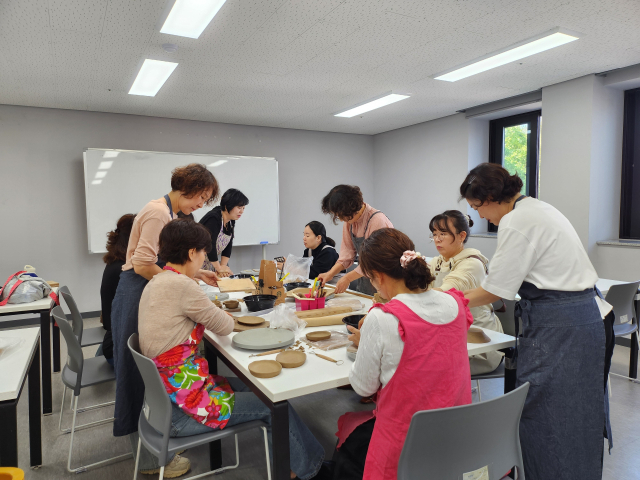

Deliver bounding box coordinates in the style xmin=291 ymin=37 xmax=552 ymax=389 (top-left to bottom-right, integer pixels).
xmin=52 ymin=315 xmax=61 ymax=373
xmin=29 ymin=342 xmax=42 ymax=467
xmin=271 ymin=401 xmax=290 ymax=480
xmin=40 ymin=311 xmax=53 ymax=415
xmin=0 ymin=401 xmax=18 ymax=467
xmin=629 ymin=332 xmax=638 ymax=379
xmin=204 ymin=343 xmax=222 ymax=471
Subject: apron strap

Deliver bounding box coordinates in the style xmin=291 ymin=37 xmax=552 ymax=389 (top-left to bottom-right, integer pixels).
xmin=164 ymin=194 xmax=174 ymax=218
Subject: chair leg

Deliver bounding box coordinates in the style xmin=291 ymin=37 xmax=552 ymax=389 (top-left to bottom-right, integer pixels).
xmin=59 ymin=384 xmax=67 ymax=432
xmin=133 ymin=438 xmax=141 ymax=480
xmin=608 ymin=375 xmax=612 ymax=398
xmin=159 ymin=465 xmax=165 ymax=480
xmin=263 ymin=426 xmax=272 ymax=480
xmin=477 ymin=380 xmax=482 ymax=402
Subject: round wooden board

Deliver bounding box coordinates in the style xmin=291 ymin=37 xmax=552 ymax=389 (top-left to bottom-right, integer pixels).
xmin=306 ymin=331 xmax=331 ymax=341
xmin=467 ymin=326 xmax=491 ymax=344
xmin=276 ymin=350 xmax=306 ymax=368
xmin=233 ymin=319 xmax=269 ymax=332
xmin=249 ymin=360 xmax=282 ymax=378
xmin=238 ymin=316 xmax=266 ymax=326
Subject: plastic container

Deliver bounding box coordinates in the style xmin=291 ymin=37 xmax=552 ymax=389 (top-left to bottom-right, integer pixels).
xmin=295 ymin=296 xmax=326 ymax=311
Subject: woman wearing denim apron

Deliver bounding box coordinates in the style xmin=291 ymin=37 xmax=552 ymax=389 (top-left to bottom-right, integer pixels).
xmin=317 ymin=185 xmax=393 ymax=295
xmin=459 ymin=163 xmax=611 ymax=480
xmin=111 ymin=164 xmax=220 ymax=477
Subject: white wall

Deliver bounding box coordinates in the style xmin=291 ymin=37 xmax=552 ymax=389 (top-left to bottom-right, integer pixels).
xmin=0 ymin=104 xmax=374 ymax=312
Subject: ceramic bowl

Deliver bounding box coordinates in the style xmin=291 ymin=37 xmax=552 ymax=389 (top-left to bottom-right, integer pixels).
xmin=243 ymin=294 xmax=277 ymax=312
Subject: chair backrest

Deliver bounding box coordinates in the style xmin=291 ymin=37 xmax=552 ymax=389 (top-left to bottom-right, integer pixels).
xmin=52 ymin=306 xmax=84 ymax=394
xmin=493 ymin=299 xmax=517 ymax=337
xmin=398 ymin=382 xmax=530 ymax=480
xmin=605 ymin=281 xmax=640 ymax=326
xmin=127 ymin=334 xmax=173 ymax=442
xmin=58 ymin=285 xmax=84 ymax=341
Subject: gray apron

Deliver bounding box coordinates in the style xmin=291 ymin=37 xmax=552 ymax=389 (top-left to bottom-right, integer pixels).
xmin=349 ymin=211 xmax=382 ymax=296
xmin=514 ymin=282 xmax=606 ymax=480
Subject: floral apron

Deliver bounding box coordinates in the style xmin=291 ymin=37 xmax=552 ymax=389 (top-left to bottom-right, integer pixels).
xmin=152 ymin=312 xmax=234 ymax=429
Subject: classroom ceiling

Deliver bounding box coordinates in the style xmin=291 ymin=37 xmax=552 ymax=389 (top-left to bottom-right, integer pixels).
xmin=1 ymin=0 xmax=640 ymax=135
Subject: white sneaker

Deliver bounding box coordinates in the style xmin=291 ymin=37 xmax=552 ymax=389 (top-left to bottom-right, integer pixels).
xmin=140 ymin=454 xmax=191 ymax=478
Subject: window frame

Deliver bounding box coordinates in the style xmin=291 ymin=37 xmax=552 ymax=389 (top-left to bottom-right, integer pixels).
xmin=487 ymin=109 xmax=541 ymax=232
xmin=620 ymin=87 xmax=640 ymax=240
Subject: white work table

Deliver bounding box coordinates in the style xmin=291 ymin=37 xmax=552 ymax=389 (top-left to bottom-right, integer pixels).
xmin=0 ymin=327 xmax=42 ymax=467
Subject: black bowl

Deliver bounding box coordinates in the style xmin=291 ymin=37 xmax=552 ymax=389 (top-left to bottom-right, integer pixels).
xmin=243 ymin=294 xmax=277 ymax=312
xmin=284 ymin=282 xmax=311 ymax=291
xmin=342 ymin=314 xmax=366 ymax=333
xmin=229 ymin=273 xmax=253 ymax=279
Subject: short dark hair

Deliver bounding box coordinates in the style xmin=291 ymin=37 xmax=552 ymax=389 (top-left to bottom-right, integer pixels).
xmin=459 ymin=163 xmax=523 ymax=205
xmin=321 ymin=185 xmax=364 ymax=224
xmin=429 ymin=210 xmax=474 ymax=244
xmin=103 ymin=214 xmax=136 ymax=264
xmin=359 ymin=228 xmax=434 ymax=291
xmin=171 ymin=164 xmax=220 ymax=207
xmin=159 ymin=219 xmax=212 ymax=265
xmin=220 ymin=188 xmax=249 ymax=213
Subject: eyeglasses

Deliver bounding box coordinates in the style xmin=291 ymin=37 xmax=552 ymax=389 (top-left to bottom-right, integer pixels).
xmin=429 ymin=232 xmax=452 ymax=242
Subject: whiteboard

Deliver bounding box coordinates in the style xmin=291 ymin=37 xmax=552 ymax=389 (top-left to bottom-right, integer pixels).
xmin=83 ymin=148 xmax=280 ymax=254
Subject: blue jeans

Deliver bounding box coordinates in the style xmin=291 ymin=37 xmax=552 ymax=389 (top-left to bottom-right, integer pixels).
xmin=95 ymin=343 xmax=114 ymax=366
xmin=171 ymin=377 xmax=325 ymax=480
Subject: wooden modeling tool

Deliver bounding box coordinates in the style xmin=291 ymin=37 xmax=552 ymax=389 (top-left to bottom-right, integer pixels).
xmin=310 ymin=350 xmax=344 ymax=365
xmin=249 ymin=348 xmax=285 ymax=358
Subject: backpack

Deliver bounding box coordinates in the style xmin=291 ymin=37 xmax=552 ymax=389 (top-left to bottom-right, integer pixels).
xmin=0 ymin=271 xmax=59 ymax=306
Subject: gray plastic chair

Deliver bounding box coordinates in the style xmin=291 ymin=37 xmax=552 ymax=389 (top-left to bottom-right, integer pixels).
xmin=53 ymin=306 xmax=131 ymax=473
xmin=127 ymin=333 xmax=272 ymax=480
xmin=470 ymin=300 xmax=517 ymax=401
xmin=398 ymin=382 xmax=529 ymax=480
xmin=605 ymin=281 xmax=640 ymax=385
xmin=59 ymin=285 xmax=107 ymax=347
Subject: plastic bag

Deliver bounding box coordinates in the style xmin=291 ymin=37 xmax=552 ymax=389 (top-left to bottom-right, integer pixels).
xmin=0 ymin=271 xmax=52 ymax=305
xmin=282 ymin=254 xmax=313 ymax=283
xmin=269 ymin=304 xmax=307 ymax=337
xmin=326 ymin=297 xmax=364 ymax=312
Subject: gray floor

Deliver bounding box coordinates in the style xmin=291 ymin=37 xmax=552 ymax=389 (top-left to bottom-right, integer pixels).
xmin=10 ymin=317 xmax=640 ymax=479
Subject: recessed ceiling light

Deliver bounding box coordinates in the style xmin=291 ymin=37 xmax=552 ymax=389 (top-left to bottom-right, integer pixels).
xmin=98 ymin=161 xmax=114 ymax=170
xmin=92 ymin=180 xmax=103 ymax=185
xmin=129 ymin=59 xmax=178 ymax=96
xmin=103 ymin=151 xmax=119 ymax=158
xmin=433 ymin=28 xmax=579 ymax=82
xmin=208 ymin=160 xmax=228 ymax=167
xmin=334 ymin=92 xmax=410 ymax=118
xmin=161 ymin=0 xmax=227 ymax=39
xmin=95 ymin=171 xmax=107 ymax=179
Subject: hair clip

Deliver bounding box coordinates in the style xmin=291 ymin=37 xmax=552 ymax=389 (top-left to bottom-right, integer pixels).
xmin=467 ymin=175 xmax=476 ymax=184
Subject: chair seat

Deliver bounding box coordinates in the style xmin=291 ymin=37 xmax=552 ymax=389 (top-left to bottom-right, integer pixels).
xmin=613 ymin=322 xmax=638 ymax=337
xmin=62 ymin=356 xmax=116 ymax=390
xmin=139 ymin=414 xmax=268 ymax=457
xmin=78 ymin=327 xmax=107 ymax=347
xmin=471 ymin=363 xmax=506 ymax=381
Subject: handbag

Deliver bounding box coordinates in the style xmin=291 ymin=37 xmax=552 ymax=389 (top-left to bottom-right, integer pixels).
xmin=0 ymin=270 xmax=59 ymax=306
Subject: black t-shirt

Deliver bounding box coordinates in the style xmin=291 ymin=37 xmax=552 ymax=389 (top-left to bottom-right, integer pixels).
xmin=305 ymin=242 xmax=340 ymax=279
xmin=100 ymin=260 xmax=124 ymax=359
xmin=200 ymin=206 xmax=234 ymax=262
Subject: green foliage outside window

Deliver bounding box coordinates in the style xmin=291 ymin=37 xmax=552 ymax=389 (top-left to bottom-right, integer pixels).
xmin=503 ymin=124 xmax=528 ymax=195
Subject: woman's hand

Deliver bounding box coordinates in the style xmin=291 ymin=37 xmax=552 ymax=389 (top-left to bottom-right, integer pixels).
xmin=317 ymin=271 xmax=332 ymax=286
xmin=347 ymin=325 xmax=361 ymax=347
xmin=333 ymin=275 xmax=351 ymax=294
xmin=217 ymin=265 xmax=233 ymax=277
xmin=197 ymin=269 xmax=220 ymax=286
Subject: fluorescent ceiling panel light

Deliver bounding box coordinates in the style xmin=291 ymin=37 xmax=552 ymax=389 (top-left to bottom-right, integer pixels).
xmin=161 ymin=0 xmax=227 ymax=39
xmin=129 ymin=59 xmax=178 ymax=96
xmin=92 ymin=180 xmax=103 ymax=185
xmin=103 ymin=151 xmax=119 ymax=158
xmin=208 ymin=160 xmax=227 ymax=167
xmin=95 ymin=171 xmax=107 ymax=179
xmin=433 ymin=28 xmax=579 ymax=82
xmin=334 ymin=93 xmax=410 ymax=118
xmin=98 ymin=161 xmax=114 ymax=169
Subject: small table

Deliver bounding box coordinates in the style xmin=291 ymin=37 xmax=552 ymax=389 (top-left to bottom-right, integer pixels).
xmin=203 ymin=290 xmax=515 ymax=480
xmin=0 ymin=327 xmax=42 ymax=468
xmin=0 ymin=290 xmax=59 ymax=415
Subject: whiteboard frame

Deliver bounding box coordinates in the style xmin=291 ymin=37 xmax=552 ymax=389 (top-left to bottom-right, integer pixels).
xmin=83 ymin=148 xmax=280 ymax=254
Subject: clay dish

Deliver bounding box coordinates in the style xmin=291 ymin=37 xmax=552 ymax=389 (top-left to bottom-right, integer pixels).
xmin=306 ymin=331 xmax=331 ymax=341
xmin=237 ymin=316 xmax=265 ymax=326
xmin=212 ymin=300 xmax=222 ymax=308
xmin=224 ymin=300 xmax=239 ymax=309
xmin=276 ymin=350 xmax=306 ymax=368
xmin=249 ymin=360 xmax=282 ymax=378
xmin=467 ymin=326 xmax=491 ymax=344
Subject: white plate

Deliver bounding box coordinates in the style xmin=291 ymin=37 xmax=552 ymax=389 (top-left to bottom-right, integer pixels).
xmin=232 ymin=328 xmax=295 ymax=350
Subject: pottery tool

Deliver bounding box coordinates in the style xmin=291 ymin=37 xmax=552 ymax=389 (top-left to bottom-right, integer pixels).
xmin=280 ymin=272 xmax=290 ymax=283
xmin=306 ymin=331 xmax=331 ymax=341
xmin=249 ymin=348 xmax=285 ymax=357
xmin=248 ymin=360 xmax=282 ymax=378
xmin=310 ymin=350 xmax=344 ymax=365
xmin=276 ymin=350 xmax=306 ymax=368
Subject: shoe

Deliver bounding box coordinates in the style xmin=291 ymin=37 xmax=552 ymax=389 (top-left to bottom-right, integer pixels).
xmin=140 ymin=454 xmax=191 ymax=478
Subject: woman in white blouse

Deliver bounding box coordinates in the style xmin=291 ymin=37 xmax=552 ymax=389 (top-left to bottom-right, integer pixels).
xmin=460 ymin=163 xmax=609 ymax=480
xmin=428 ymin=210 xmax=503 ymax=374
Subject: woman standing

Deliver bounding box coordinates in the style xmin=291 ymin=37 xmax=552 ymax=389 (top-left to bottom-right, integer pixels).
xmin=303 ymin=221 xmax=339 ymax=279
xmin=317 ymin=185 xmax=392 ymax=294
xmin=428 ymin=210 xmax=503 ymax=374
xmin=199 ymin=188 xmax=248 ymax=277
xmin=111 ymin=164 xmax=220 ymax=476
xmin=460 ymin=163 xmax=609 ymax=480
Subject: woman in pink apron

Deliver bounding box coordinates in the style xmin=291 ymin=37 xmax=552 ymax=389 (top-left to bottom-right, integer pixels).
xmin=331 ymin=228 xmax=473 ymax=480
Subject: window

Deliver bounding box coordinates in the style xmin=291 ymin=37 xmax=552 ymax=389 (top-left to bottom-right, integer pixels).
xmin=620 ymin=87 xmax=640 ymax=240
xmin=488 ymin=110 xmax=541 ymax=231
